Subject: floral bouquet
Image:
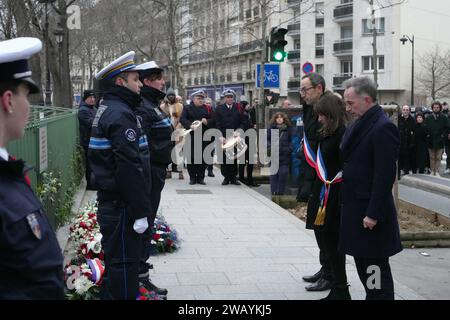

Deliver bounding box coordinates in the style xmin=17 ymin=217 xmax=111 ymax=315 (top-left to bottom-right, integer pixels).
xmin=150 ymin=215 xmax=180 ymax=255
xmin=64 ymin=202 xmax=179 ymax=300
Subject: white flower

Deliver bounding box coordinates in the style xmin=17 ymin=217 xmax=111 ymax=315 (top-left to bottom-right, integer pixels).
xmin=151 ymin=240 xmax=157 ymax=245
xmin=74 ymin=275 xmax=94 ymax=295
xmin=158 ymin=238 xmax=164 ymax=242
xmin=156 ymin=231 xmax=165 ymax=235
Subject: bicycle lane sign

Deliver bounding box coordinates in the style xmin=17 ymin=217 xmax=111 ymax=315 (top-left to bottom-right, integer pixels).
xmin=256 ymin=63 xmax=280 ymax=88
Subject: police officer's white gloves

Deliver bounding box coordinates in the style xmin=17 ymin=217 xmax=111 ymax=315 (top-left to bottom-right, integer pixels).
xmin=133 ymin=217 xmax=149 ymax=234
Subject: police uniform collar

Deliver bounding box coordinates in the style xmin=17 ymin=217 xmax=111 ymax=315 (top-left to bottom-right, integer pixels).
xmin=104 ymin=85 xmax=142 ymax=108
xmin=0 ymin=147 xmax=8 ymax=161
xmin=141 ymin=85 xmax=166 ymax=103
xmin=0 ymin=156 xmax=25 ymax=178
xmin=0 ymin=37 xmax=42 ymax=94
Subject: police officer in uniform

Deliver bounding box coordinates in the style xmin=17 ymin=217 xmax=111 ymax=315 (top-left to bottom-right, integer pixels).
xmin=134 ymin=61 xmax=171 ymax=296
xmin=215 ymin=89 xmax=246 ymax=185
xmin=180 ymin=90 xmax=215 ymax=185
xmin=0 ymin=37 xmax=64 ymax=299
xmin=78 ymin=90 xmax=97 ymax=190
xmin=89 ymin=51 xmax=152 ymax=300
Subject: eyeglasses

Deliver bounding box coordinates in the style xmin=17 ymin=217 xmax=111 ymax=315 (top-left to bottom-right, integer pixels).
xmin=300 ymin=86 xmax=314 ymax=94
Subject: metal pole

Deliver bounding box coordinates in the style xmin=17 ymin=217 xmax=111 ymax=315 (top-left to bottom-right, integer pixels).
xmin=44 ymin=2 xmax=52 ymax=106
xmin=411 ymin=35 xmax=415 ymax=106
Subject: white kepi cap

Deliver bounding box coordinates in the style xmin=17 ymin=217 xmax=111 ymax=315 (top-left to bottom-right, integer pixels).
xmin=0 ymin=37 xmax=43 ymax=94
xmin=95 ymin=51 xmax=138 ymax=80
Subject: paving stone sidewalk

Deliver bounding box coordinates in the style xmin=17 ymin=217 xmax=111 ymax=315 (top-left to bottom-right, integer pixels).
xmin=146 ymin=167 xmax=424 ymax=300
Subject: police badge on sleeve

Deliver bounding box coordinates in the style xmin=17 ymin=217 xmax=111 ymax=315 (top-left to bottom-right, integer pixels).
xmin=27 ymin=213 xmax=42 ymax=240
xmin=125 ymin=129 xmax=137 ymax=142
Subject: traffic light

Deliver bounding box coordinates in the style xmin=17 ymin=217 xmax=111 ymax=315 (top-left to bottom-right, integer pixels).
xmin=269 ymin=27 xmax=288 ymax=62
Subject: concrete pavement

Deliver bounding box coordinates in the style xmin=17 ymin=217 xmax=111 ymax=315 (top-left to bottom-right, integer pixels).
xmin=145 ymin=167 xmax=424 ymax=300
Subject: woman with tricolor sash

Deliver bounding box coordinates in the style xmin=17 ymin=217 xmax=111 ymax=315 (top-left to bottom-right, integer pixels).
xmin=306 ymin=93 xmax=351 ymax=300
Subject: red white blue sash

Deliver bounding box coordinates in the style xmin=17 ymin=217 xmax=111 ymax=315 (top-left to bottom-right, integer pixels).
xmin=314 ymin=144 xmax=343 ymax=226
xmin=303 ymin=131 xmax=317 ymax=169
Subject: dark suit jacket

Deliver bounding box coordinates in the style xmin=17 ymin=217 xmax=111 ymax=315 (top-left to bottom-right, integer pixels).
xmin=215 ymin=103 xmax=245 ymax=136
xmin=339 ymin=105 xmax=403 ymax=258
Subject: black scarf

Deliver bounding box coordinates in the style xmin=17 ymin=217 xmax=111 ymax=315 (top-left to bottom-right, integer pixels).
xmin=141 ymin=86 xmax=166 ymax=106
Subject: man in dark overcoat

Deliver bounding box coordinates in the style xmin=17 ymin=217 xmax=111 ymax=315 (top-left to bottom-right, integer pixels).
xmin=340 ymin=76 xmax=402 ymax=300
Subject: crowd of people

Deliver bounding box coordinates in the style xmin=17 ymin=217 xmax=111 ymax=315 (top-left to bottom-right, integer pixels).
xmin=398 ymin=102 xmax=450 ymax=177
xmin=1 ymin=36 xmax=442 ymax=301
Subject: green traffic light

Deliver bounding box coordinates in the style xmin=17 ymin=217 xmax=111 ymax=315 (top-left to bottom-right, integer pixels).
xmin=273 ymin=50 xmax=285 ymax=62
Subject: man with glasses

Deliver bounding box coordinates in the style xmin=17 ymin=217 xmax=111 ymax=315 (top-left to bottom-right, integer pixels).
xmin=299 ymin=73 xmax=333 ymax=292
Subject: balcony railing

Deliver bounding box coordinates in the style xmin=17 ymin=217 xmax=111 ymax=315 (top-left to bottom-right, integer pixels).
xmin=333 ymin=73 xmax=353 ymax=87
xmin=333 ymin=38 xmax=353 ymax=55
xmin=287 ymin=51 xmax=301 ymax=62
xmin=333 ymin=3 xmax=353 ymax=21
xmin=246 ymin=71 xmax=252 ymax=80
xmin=287 ymin=23 xmax=301 ymax=35
xmin=187 ymin=40 xmax=261 ymax=64
xmin=287 ymin=0 xmax=300 ymax=8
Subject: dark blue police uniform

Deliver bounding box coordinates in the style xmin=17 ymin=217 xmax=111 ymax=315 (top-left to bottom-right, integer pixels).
xmin=88 ymin=85 xmax=152 ymax=300
xmin=78 ymin=100 xmax=97 ymax=189
xmin=215 ymin=102 xmax=246 ymax=183
xmin=135 ymin=85 xmax=173 ymax=288
xmin=0 ymin=157 xmax=64 ymax=299
xmin=180 ymin=101 xmax=214 ymax=184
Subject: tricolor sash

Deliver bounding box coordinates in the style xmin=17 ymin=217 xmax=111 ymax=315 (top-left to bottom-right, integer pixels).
xmin=302 ymin=131 xmax=317 ymax=169
xmin=314 ymin=144 xmax=343 ymax=226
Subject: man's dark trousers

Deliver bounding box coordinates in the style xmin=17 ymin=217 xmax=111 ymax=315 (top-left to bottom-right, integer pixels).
xmin=354 ymin=257 xmax=395 ymax=300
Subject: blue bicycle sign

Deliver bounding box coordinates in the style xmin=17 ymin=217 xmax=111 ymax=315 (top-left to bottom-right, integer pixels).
xmin=256 ymin=64 xmax=280 ymax=88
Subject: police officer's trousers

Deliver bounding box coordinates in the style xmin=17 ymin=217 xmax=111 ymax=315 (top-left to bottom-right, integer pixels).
xmin=138 ymin=164 xmax=167 ymax=282
xmin=97 ymin=201 xmax=141 ymax=300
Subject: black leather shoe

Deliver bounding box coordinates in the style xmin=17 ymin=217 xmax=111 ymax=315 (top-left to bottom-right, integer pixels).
xmin=320 ymin=285 xmax=351 ymax=300
xmin=222 ymin=179 xmax=230 ymax=185
xmin=208 ymin=172 xmax=215 ymax=177
xmin=247 ymin=181 xmax=260 ymax=187
xmin=302 ymin=269 xmax=323 ymax=283
xmin=140 ymin=279 xmax=168 ymax=296
xmin=231 ymin=179 xmax=241 ymax=185
xmin=189 ymin=180 xmax=196 ymax=185
xmin=305 ymin=278 xmax=333 ymax=292
xmin=197 ymin=180 xmax=206 ymax=185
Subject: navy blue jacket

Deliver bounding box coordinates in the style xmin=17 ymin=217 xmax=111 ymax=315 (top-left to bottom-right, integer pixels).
xmin=88 ymin=85 xmax=151 ymax=220
xmin=267 ymin=124 xmax=293 ymax=166
xmin=339 ymin=105 xmax=402 ymax=258
xmin=0 ymin=158 xmax=64 ymax=299
xmin=136 ymin=86 xmax=174 ymax=167
xmin=215 ymin=102 xmax=246 ymax=137
xmin=78 ymin=102 xmax=97 ymax=148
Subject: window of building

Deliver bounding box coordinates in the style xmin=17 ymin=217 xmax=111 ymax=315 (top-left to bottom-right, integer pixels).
xmin=341 ymin=26 xmax=353 ymax=39
xmin=294 ymin=66 xmax=301 ymax=78
xmin=294 ymin=39 xmax=301 ymax=50
xmin=362 ymin=55 xmax=385 ymax=71
xmin=253 ymin=6 xmax=259 ymax=17
xmin=316 ymin=64 xmax=324 ymax=75
xmin=341 ymin=0 xmax=352 ymax=3
xmin=315 ymin=2 xmax=324 ymax=15
xmin=316 ymin=33 xmax=324 ymax=47
xmin=362 ymin=17 xmax=385 ymax=34
xmin=341 ymin=60 xmax=353 ymax=74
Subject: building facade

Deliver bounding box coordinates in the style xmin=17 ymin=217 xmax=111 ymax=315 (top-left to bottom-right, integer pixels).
xmin=180 ymin=0 xmax=450 ymax=106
